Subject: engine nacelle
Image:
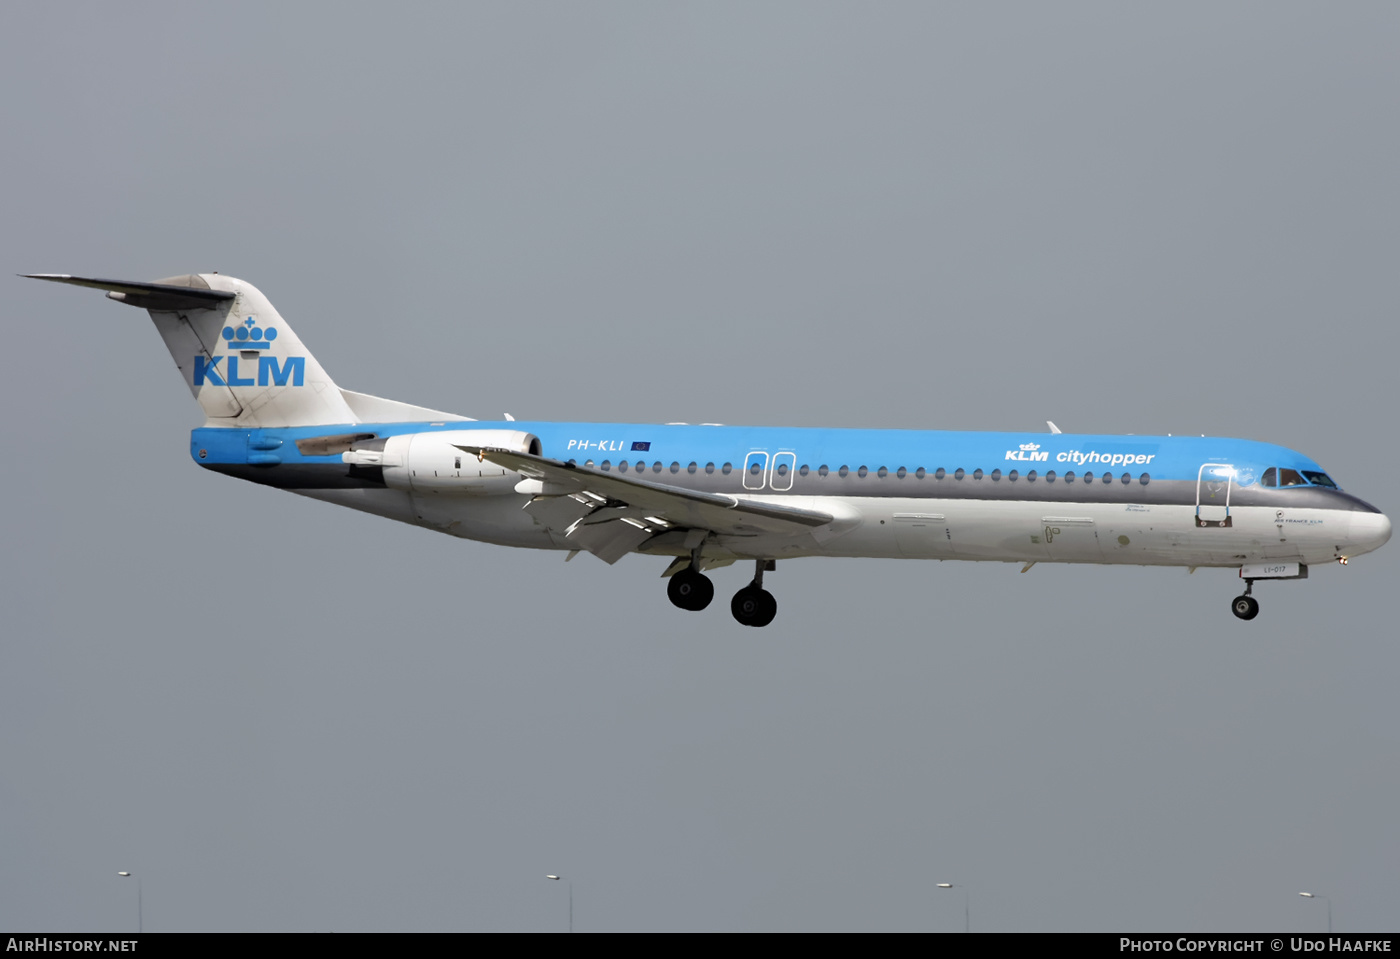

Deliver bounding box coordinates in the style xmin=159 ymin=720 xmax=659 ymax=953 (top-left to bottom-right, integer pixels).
xmin=342 ymin=429 xmax=541 ymax=493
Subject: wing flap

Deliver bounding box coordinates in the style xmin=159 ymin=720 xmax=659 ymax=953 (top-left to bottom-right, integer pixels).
xmin=524 ymin=491 xmax=600 ymax=532
xmin=565 ymin=518 xmax=655 ymax=565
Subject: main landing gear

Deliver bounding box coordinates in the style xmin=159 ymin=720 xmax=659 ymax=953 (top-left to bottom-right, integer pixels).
xmin=1231 ymin=579 xmax=1260 ymax=621
xmin=667 ymin=566 xmax=714 ymax=611
xmin=731 ymin=561 xmax=778 ymax=628
xmin=666 ymin=559 xmax=779 ymax=627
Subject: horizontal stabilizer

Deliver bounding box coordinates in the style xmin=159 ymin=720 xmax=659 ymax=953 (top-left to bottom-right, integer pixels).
xmin=24 ymin=274 xmax=235 ymax=311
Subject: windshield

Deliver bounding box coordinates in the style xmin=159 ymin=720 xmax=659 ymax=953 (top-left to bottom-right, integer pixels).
xmin=1302 ymin=470 xmax=1340 ymax=489
xmin=1260 ymin=467 xmax=1341 ymax=490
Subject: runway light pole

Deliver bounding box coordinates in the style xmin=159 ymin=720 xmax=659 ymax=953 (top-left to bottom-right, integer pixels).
xmin=1299 ymin=892 xmax=1332 ymax=934
xmin=117 ymin=872 xmax=141 ymax=933
xmin=547 ymin=875 xmax=572 ymax=933
xmin=937 ymin=883 xmax=969 ymax=933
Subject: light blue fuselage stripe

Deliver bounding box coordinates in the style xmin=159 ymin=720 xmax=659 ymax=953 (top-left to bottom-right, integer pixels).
xmin=190 ymin=422 xmax=1328 ymax=482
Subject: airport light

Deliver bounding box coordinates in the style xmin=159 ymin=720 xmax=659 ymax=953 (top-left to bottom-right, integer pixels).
xmin=547 ymin=874 xmax=572 ymax=933
xmin=117 ymin=872 xmax=142 ymax=933
xmin=1299 ymin=892 xmax=1332 ymax=933
xmin=937 ymin=883 xmax=970 ymax=933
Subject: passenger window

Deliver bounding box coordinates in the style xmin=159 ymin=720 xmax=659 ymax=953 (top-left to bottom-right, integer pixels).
xmin=722 ymin=463 xmax=733 ymax=475
xmin=1027 ymin=470 xmax=1038 ymax=482
xmin=818 ymin=465 xmax=829 ymax=477
xmin=1064 ymin=471 xmax=1075 ymax=483
xmin=653 ymin=462 xmax=662 ymax=473
xmin=777 ymin=463 xmax=789 ymax=477
xmin=954 ymin=468 xmax=965 ymax=480
xmin=1008 ymin=470 xmax=1019 ymax=481
xmin=935 ymin=468 xmax=946 ymax=480
xmin=705 ymin=462 xmax=715 ymax=474
xmin=670 ymin=462 xmax=680 ymax=473
xmin=748 ymin=463 xmax=761 ymax=475
xmin=799 ymin=465 xmax=810 ymax=477
xmin=877 ymin=467 xmax=888 ymax=478
xmin=839 ymin=466 xmax=850 ymax=478
xmin=1045 ymin=470 xmax=1056 ymax=483
xmin=601 ymin=460 xmax=611 ymax=471
xmin=1139 ymin=473 xmax=1150 ymax=485
xmin=897 ymin=467 xmax=907 ymax=478
xmin=858 ymin=466 xmax=869 ymax=478
xmin=1102 ymin=472 xmax=1112 ymax=484
xmin=990 ymin=469 xmax=1001 ymax=481
xmin=916 ymin=468 xmax=926 ymax=478
xmin=1120 ymin=473 xmax=1130 ymax=484
xmin=687 ymin=462 xmax=697 ymax=474
xmin=973 ymin=468 xmax=983 ymax=480
xmin=618 ymin=461 xmax=628 ymax=472
xmin=1083 ymin=471 xmax=1093 ymax=483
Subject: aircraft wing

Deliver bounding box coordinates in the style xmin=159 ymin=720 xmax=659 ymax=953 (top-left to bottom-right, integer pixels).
xmin=455 ymin=445 xmax=836 ymax=564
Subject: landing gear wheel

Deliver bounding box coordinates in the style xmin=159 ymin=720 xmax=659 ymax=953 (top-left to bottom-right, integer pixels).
xmin=1231 ymin=595 xmax=1260 ymax=621
xmin=731 ymin=585 xmax=778 ymax=627
xmin=668 ymin=568 xmax=714 ymax=611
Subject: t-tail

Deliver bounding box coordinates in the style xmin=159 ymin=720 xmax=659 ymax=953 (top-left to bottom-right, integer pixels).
xmin=24 ymin=273 xmax=467 ymax=427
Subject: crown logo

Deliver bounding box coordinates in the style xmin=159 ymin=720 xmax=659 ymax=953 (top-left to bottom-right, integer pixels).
xmin=221 ymin=316 xmax=278 ymax=350
xmin=1019 ymin=442 xmax=1040 ymax=451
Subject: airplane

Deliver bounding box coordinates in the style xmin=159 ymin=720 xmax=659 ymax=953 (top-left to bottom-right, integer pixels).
xmin=28 ymin=272 xmax=1392 ymax=626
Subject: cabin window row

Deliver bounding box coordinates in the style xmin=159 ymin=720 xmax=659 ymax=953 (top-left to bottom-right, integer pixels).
xmin=565 ymin=458 xmax=1152 ymax=486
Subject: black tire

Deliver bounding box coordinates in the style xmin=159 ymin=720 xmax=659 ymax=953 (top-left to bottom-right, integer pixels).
xmin=1231 ymin=595 xmax=1260 ymax=621
xmin=667 ymin=568 xmax=714 ymax=611
xmin=731 ymin=585 xmax=778 ymax=627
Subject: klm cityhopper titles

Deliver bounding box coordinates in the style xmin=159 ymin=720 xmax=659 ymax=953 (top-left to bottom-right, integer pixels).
xmin=30 ymin=273 xmax=1391 ymax=626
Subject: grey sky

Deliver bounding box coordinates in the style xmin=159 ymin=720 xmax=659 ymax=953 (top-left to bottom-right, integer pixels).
xmin=3 ymin=2 xmax=1397 ymax=931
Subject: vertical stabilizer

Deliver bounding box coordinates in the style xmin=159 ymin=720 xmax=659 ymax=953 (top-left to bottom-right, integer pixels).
xmin=28 ymin=273 xmax=357 ymax=427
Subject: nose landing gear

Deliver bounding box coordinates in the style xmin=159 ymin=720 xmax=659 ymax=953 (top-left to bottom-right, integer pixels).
xmin=1231 ymin=579 xmax=1260 ymax=621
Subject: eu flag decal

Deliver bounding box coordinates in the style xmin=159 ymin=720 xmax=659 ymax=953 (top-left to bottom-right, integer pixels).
xmin=631 ymin=441 xmax=651 ymax=451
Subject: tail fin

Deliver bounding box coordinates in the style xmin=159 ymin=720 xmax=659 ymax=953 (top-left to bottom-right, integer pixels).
xmin=27 ymin=273 xmax=358 ymax=427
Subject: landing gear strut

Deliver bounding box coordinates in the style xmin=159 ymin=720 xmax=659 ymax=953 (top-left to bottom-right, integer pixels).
xmin=731 ymin=560 xmax=778 ymax=628
xmin=1231 ymin=579 xmax=1260 ymax=621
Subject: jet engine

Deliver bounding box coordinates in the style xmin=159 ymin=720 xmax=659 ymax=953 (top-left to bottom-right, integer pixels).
xmin=342 ymin=429 xmax=541 ymax=493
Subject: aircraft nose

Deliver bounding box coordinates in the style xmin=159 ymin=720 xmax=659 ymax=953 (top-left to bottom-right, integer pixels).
xmin=1350 ymin=510 xmax=1392 ymax=555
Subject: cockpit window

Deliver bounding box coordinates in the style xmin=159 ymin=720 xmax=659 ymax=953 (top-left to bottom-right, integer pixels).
xmin=1302 ymin=471 xmax=1339 ymax=489
xmin=1262 ymin=466 xmax=1332 ymax=489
